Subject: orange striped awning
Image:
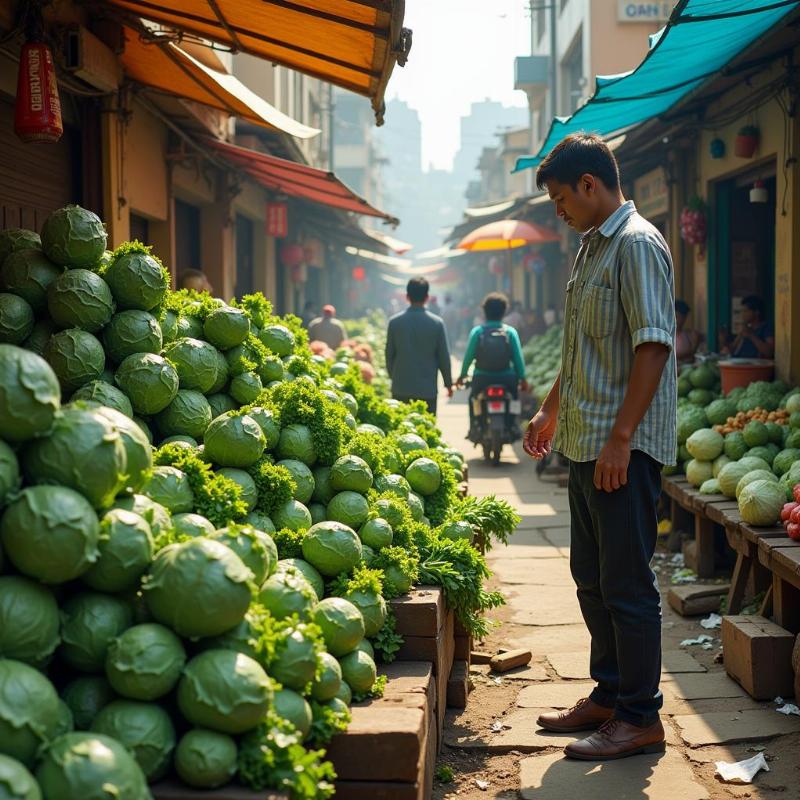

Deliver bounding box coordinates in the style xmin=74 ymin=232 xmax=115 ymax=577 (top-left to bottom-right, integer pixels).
xmin=120 ymin=26 xmax=320 ymax=137
xmin=104 ymin=0 xmax=411 ymax=123
xmin=205 ymin=138 xmax=398 ymax=222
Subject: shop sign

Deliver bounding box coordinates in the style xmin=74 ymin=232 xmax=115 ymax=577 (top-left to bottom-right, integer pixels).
xmin=617 ymin=2 xmax=672 ymax=22
xmin=634 ymin=167 xmax=668 ymax=219
xmin=265 ymin=202 xmax=288 ymax=238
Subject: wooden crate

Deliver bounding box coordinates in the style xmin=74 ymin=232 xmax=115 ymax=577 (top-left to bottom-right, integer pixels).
xmin=391 ymin=587 xmax=457 ymax=748
xmin=330 ymin=664 xmax=435 ymax=800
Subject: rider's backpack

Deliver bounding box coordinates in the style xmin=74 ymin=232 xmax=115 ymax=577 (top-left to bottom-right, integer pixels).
xmin=475 ymin=325 xmax=512 ymax=372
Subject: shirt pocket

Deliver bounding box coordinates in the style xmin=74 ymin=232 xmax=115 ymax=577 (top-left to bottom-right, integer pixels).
xmin=581 ymin=283 xmax=618 ymax=338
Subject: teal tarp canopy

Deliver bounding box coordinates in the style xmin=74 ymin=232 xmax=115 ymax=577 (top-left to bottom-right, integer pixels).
xmin=514 ymin=0 xmax=798 ymax=173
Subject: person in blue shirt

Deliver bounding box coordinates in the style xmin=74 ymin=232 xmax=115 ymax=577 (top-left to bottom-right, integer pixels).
xmin=718 ymin=295 xmax=774 ymax=359
xmin=456 ymin=292 xmax=528 ymax=437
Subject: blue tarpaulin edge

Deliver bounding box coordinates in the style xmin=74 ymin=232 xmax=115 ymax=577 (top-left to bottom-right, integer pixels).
xmin=513 ymin=0 xmax=799 ymax=173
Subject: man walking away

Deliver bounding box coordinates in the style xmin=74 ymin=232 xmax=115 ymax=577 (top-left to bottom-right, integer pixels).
xmin=308 ymin=304 xmax=347 ymax=350
xmin=523 ymin=133 xmax=676 ymax=761
xmin=457 ymin=292 xmax=527 ymax=439
xmin=386 ymin=277 xmax=453 ymax=415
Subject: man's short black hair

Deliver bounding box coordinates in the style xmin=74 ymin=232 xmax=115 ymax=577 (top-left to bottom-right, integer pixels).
xmin=742 ymin=295 xmax=765 ymax=317
xmin=675 ymin=300 xmax=690 ymax=315
xmin=407 ymin=277 xmax=429 ymax=303
xmin=535 ymin=133 xmax=620 ymax=192
xmin=482 ymin=292 xmax=508 ymax=322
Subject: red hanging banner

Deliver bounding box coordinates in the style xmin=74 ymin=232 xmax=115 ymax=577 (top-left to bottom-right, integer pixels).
xmin=265 ymin=202 xmax=288 ymax=238
xmin=15 ymin=43 xmax=63 ymax=143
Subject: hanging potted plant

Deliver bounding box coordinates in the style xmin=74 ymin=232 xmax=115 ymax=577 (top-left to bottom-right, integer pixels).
xmin=734 ymin=125 xmax=759 ymax=158
xmin=679 ymin=196 xmax=707 ymax=256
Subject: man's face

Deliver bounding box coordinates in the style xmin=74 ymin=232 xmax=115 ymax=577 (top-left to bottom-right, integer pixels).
xmin=741 ymin=306 xmax=755 ymax=325
xmin=545 ymin=176 xmax=599 ymax=233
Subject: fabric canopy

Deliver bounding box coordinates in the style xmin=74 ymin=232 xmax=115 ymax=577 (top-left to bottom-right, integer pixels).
xmin=121 ymin=26 xmax=320 ymax=137
xmin=205 ymin=139 xmax=397 ymax=221
xmin=105 ymin=0 xmax=411 ymax=122
xmin=457 ymin=220 xmax=560 ymax=251
xmin=515 ymin=0 xmax=799 ymax=172
xmin=363 ymin=227 xmax=413 ymax=253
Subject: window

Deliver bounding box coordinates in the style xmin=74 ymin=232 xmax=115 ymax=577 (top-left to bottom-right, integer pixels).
xmin=130 ymin=213 xmax=150 ymax=245
xmin=235 ymin=214 xmax=254 ymax=298
xmin=561 ymin=31 xmax=584 ymax=114
xmin=174 ymin=199 xmax=201 ymax=272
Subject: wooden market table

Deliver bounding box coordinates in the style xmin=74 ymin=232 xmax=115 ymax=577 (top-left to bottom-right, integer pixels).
xmin=663 ymin=475 xmax=800 ymax=632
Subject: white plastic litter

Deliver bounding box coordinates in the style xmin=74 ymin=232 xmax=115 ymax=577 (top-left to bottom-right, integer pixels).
xmin=475 ymin=779 xmax=489 ymax=790
xmin=714 ymin=753 xmax=769 ymax=784
xmin=700 ymin=613 xmax=722 ymax=629
xmin=776 ymin=703 xmax=800 ymax=716
xmin=774 ymin=696 xmax=784 ymax=705
xmin=671 ymin=553 xmax=685 ymax=566
xmin=490 ymin=721 xmax=510 ymax=732
xmin=680 ymin=634 xmax=714 ymax=647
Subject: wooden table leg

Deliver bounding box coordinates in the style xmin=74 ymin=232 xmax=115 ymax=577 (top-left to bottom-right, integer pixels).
xmin=726 ymin=552 xmax=752 ymax=614
xmin=694 ymin=514 xmax=716 ymax=578
xmin=772 ymin=576 xmax=800 ymax=633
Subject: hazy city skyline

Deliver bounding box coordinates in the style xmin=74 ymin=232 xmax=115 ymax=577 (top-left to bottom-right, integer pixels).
xmin=386 ymin=0 xmax=531 ymax=171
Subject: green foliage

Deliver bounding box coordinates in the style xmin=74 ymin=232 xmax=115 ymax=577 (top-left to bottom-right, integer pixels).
xmin=162 ymin=287 xmax=220 ymax=321
xmin=338 ymin=366 xmax=397 ymax=430
xmin=327 ymin=563 xmax=384 ymax=599
xmin=417 ymin=536 xmax=504 ymax=638
xmin=401 ymin=448 xmax=458 ymax=526
xmin=372 ymin=546 xmax=420 ymax=599
xmin=372 ymin=608 xmax=404 ymax=664
xmin=154 ymin=443 xmax=247 ymax=526
xmin=270 ymin=527 xmax=307 ymax=559
xmin=238 ymin=710 xmax=336 ymax=799
xmin=232 ymin=293 xmax=273 ymax=328
xmin=307 ymin=699 xmax=351 ymax=747
xmin=266 ymin=380 xmax=349 ymax=466
xmin=448 ymin=495 xmax=520 ymax=551
xmin=436 ymin=765 xmax=455 ymax=783
xmin=344 ymin=431 xmax=398 ymax=475
xmin=352 ymin=673 xmax=387 ymax=703
xmin=248 ymin=456 xmax=295 ymax=516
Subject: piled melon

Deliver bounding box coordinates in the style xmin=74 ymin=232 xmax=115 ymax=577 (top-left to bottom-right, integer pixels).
xmin=0 ymin=208 xmax=513 ymax=798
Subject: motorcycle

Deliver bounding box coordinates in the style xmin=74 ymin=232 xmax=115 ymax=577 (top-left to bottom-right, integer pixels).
xmin=466 ymin=381 xmax=522 ymax=466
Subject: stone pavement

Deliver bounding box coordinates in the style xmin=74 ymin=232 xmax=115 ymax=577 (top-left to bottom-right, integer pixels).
xmin=433 ymin=385 xmax=800 ymax=799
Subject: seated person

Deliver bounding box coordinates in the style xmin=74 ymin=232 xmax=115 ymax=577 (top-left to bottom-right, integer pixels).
xmin=178 ymin=269 xmax=213 ymax=294
xmin=718 ymin=295 xmax=774 ymax=359
xmin=674 ymin=299 xmax=704 ymax=364
xmin=456 ymin=292 xmax=527 ymax=436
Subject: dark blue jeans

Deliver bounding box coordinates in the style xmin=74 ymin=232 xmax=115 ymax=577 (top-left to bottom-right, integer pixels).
xmin=567 ymin=450 xmax=663 ymax=727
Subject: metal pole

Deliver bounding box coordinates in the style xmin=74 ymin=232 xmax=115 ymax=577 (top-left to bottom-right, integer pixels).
xmin=548 ymin=1 xmax=557 ymax=120
xmin=328 ymin=83 xmax=335 ymax=171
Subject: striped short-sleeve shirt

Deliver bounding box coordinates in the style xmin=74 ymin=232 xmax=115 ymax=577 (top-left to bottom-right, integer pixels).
xmin=553 ymin=200 xmax=677 ymax=466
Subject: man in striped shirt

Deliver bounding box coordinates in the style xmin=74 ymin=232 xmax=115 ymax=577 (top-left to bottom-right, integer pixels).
xmin=524 ymin=134 xmax=676 ymax=761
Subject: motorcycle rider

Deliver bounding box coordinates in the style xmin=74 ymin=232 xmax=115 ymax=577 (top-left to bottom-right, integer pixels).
xmin=456 ymin=292 xmax=528 ymax=440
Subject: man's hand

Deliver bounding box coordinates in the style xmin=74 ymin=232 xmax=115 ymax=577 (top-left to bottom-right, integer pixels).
xmin=455 ymin=377 xmax=465 ymax=389
xmin=523 ymin=409 xmax=557 ymax=460
xmin=593 ymin=433 xmax=631 ymax=492
xmin=446 ymin=385 xmax=455 ymax=398
xmin=519 ymin=379 xmax=530 ymax=393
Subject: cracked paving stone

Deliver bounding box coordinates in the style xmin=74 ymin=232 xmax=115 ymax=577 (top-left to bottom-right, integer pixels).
xmin=674 ymin=708 xmax=800 ymax=747
xmin=519 ymin=747 xmax=709 ymax=800
xmin=516 ymin=682 xmax=595 ymax=709
xmin=660 ymin=672 xmax=749 ymax=701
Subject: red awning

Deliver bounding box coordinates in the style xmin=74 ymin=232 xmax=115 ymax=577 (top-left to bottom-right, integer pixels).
xmin=205 ymin=138 xmax=397 ymax=223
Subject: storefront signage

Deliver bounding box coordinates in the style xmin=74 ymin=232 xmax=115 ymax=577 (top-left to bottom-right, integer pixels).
xmin=634 ymin=167 xmax=668 ymax=220
xmin=617 ymin=2 xmax=672 ymax=23
xmin=265 ymin=202 xmax=288 ymax=238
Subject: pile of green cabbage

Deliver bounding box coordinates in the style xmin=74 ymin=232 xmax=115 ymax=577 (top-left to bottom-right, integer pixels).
xmin=669 ymin=360 xmax=800 ymax=527
xmin=0 ymin=209 xmax=513 ymax=799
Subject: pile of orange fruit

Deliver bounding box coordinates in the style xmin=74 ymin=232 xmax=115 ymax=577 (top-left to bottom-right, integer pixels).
xmin=712 ymin=407 xmax=790 ymax=435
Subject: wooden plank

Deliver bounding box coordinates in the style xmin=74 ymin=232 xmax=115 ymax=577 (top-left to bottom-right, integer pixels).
xmin=327 ymin=706 xmax=426 ymax=783
xmin=152 ymin=784 xmax=287 ymax=799
xmin=668 ymin=583 xmax=728 ymax=616
xmin=692 ymin=493 xmax=728 ymax=512
xmin=390 ymin=587 xmax=445 ymax=638
xmin=705 ymin=501 xmax=739 ymax=526
xmin=695 ymin=514 xmax=716 ymax=579
xmin=726 ymin=553 xmax=753 ymax=615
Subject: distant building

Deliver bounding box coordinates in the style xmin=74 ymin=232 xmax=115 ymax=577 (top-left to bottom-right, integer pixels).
xmin=333 ymin=89 xmax=385 ymax=209
xmin=452 ymin=99 xmax=528 ymax=188
xmin=515 ymin=0 xmax=667 ymax=158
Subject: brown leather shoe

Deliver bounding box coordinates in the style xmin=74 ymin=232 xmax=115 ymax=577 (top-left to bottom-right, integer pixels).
xmin=536 ymin=697 xmax=615 ymax=733
xmin=564 ymin=718 xmax=666 ymax=760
